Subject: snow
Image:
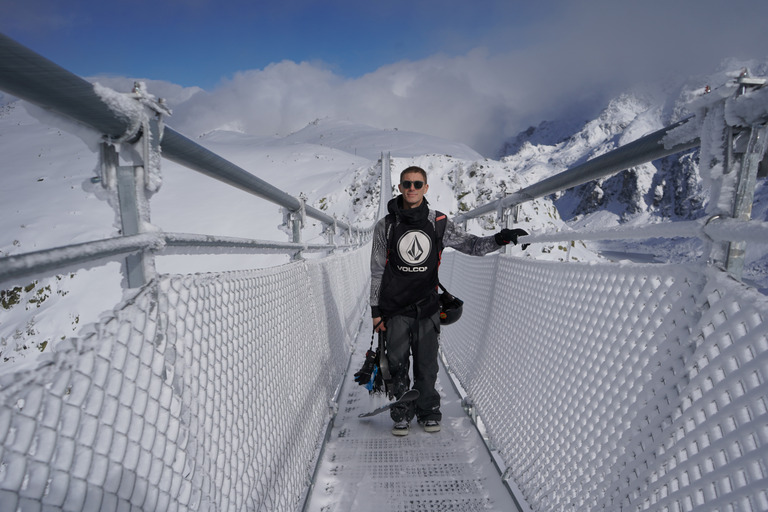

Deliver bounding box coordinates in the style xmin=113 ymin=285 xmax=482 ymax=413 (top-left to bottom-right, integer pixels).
xmin=305 ymin=332 xmax=521 ymax=511
xmin=92 ymin=83 xmax=146 ymax=143
xmin=3 ymin=66 xmax=767 ymax=365
xmin=1 ymin=63 xmax=767 ymax=510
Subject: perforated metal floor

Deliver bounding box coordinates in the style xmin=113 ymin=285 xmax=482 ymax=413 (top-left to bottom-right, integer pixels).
xmin=305 ymin=330 xmax=521 ymax=512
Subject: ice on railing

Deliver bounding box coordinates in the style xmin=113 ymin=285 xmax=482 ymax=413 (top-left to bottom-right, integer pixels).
xmin=663 ymin=75 xmax=768 ymax=218
xmin=0 ymin=247 xmax=369 ymax=511
xmin=440 ymin=250 xmax=768 ymax=512
xmin=94 ymin=81 xmax=168 ymax=193
xmin=2 ymin=238 xmax=766 ymax=511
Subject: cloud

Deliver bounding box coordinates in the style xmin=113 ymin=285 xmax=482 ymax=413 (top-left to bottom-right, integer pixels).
xmin=127 ymin=0 xmax=768 ymax=157
xmin=168 ymin=52 xmax=523 ymax=156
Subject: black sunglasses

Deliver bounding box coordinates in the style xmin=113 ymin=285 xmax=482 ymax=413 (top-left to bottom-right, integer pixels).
xmin=401 ymin=180 xmax=425 ymax=190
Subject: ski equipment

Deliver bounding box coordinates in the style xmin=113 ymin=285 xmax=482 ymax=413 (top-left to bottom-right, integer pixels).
xmin=358 ymin=389 xmax=420 ymax=418
xmin=392 ymin=420 xmax=410 ymax=436
xmin=418 ymin=419 xmax=441 ymax=433
xmin=354 ymin=349 xmax=378 ymax=386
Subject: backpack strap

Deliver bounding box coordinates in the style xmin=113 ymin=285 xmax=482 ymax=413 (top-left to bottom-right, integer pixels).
xmin=435 ymin=211 xmax=447 ymax=253
xmin=384 ymin=213 xmax=396 ymax=262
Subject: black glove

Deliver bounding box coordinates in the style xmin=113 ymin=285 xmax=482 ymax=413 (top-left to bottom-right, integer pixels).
xmin=495 ymin=228 xmax=529 ymax=249
xmin=354 ymin=349 xmax=378 ymax=385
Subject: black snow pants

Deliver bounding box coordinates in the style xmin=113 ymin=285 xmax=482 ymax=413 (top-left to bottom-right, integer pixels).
xmin=385 ymin=311 xmax=442 ymax=423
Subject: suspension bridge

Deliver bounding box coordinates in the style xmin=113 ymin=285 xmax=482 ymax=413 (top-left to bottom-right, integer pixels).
xmin=1 ymin=33 xmax=768 ymax=511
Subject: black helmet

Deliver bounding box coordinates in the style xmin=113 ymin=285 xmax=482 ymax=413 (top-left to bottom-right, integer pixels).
xmin=438 ymin=292 xmax=464 ymax=325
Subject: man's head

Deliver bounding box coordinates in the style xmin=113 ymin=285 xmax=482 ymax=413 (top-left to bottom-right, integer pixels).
xmin=398 ymin=166 xmax=429 ymax=209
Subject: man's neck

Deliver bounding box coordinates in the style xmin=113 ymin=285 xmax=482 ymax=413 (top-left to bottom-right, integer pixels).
xmin=401 ymin=197 xmax=423 ymax=210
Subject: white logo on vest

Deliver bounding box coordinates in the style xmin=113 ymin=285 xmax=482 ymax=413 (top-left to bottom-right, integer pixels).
xmin=397 ymin=230 xmax=432 ymax=266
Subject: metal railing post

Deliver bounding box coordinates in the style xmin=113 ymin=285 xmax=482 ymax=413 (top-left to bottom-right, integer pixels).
xmin=288 ymin=194 xmax=307 ymax=260
xmin=499 ymin=204 xmax=509 ymax=254
xmin=114 ymin=155 xmax=148 ymax=287
xmin=291 ymin=215 xmax=302 ymax=244
xmin=100 ymin=143 xmax=151 ymax=287
xmin=498 ymin=204 xmax=521 ymax=255
xmin=325 ymin=219 xmax=337 ymax=254
xmin=102 ymin=118 xmax=164 ymax=288
xmin=706 ymin=72 xmax=768 ymax=279
xmin=725 ymin=122 xmax=767 ymax=278
xmin=378 ymin=152 xmax=393 ymax=220
xmin=95 ymin=85 xmax=168 ymax=288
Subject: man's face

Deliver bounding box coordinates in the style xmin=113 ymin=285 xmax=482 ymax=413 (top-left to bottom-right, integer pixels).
xmin=398 ymin=172 xmax=428 ymax=209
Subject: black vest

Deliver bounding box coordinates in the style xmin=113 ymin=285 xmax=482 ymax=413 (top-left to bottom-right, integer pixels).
xmin=378 ymin=202 xmax=445 ymax=318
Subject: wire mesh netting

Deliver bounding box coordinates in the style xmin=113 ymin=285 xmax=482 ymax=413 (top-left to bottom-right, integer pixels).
xmin=0 ymin=247 xmax=369 ymax=511
xmin=440 ymin=251 xmax=768 ymax=512
xmin=2 ymin=245 xmax=767 ymax=511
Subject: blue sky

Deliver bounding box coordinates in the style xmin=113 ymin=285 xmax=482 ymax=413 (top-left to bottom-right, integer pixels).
xmin=4 ymin=0 xmax=768 ymax=155
xmin=4 ymin=0 xmax=545 ymax=89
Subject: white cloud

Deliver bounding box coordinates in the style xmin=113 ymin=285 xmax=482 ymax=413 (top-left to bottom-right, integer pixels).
xmin=169 ymin=52 xmax=528 ymax=156
xmin=160 ymin=0 xmax=768 ymax=157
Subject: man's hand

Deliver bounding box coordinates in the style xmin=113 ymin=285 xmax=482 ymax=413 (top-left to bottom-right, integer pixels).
xmin=373 ymin=317 xmax=386 ymax=332
xmin=495 ymin=228 xmax=530 ymax=249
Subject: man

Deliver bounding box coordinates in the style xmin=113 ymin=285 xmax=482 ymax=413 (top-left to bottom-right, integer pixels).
xmin=370 ymin=165 xmax=528 ymax=436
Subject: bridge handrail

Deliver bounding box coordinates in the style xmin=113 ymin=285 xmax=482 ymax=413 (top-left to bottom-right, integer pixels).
xmin=0 ymin=232 xmax=361 ymax=284
xmin=160 ymin=127 xmax=372 ymax=236
xmin=516 ymin=217 xmax=768 ymax=245
xmin=453 ymin=117 xmax=701 ymax=224
xmin=0 ymin=32 xmax=370 ymax=237
xmin=455 ymin=75 xmax=767 ymax=280
xmin=0 ymin=32 xmax=378 ymax=287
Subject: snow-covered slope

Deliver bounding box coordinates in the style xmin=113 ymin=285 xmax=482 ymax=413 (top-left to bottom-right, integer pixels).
xmin=498 ymin=60 xmax=768 ymax=289
xmin=0 ymin=96 xmax=575 ymax=368
xmin=280 ymin=118 xmax=484 ymax=161
xmin=2 ymin=58 xmax=766 ymax=367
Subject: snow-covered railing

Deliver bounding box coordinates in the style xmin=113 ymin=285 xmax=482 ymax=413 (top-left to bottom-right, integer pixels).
xmin=0 ymin=233 xmax=333 ymax=285
xmin=453 ymin=117 xmax=701 ymax=223
xmin=456 ymin=72 xmax=768 ymax=281
xmin=439 ymin=250 xmax=768 ymax=512
xmin=0 ymin=33 xmax=375 ymax=288
xmin=0 ymin=32 xmax=379 ymax=511
xmin=0 ymin=245 xmax=370 ymax=511
xmin=435 ymin=70 xmax=768 ymax=512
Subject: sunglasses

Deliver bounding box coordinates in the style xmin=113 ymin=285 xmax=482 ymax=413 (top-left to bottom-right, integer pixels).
xmin=401 ymin=180 xmax=425 ymax=190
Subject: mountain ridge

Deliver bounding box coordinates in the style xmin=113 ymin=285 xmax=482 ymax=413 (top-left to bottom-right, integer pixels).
xmin=1 ymin=61 xmax=766 ymax=367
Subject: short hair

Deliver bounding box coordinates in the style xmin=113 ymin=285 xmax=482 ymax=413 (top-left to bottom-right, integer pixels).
xmin=400 ymin=166 xmax=427 ymax=184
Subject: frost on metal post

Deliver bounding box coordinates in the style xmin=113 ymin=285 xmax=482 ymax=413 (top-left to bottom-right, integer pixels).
xmin=93 ymin=82 xmax=172 ymax=287
xmin=322 ymin=217 xmax=338 ymax=251
xmin=280 ymin=193 xmax=308 ymax=260
xmin=93 ymin=81 xmax=170 ymax=193
xmin=668 ymin=71 xmax=768 ymax=278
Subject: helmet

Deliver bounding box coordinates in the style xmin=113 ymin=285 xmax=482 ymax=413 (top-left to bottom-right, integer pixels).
xmin=438 ymin=292 xmax=464 ymax=325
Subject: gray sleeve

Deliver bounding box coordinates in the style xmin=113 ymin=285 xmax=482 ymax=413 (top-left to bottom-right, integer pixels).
xmin=369 ymin=218 xmax=388 ymax=315
xmin=442 ymin=219 xmax=502 ymax=256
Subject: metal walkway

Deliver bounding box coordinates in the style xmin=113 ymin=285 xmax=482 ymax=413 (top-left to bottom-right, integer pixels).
xmin=305 ymin=328 xmax=522 ymax=512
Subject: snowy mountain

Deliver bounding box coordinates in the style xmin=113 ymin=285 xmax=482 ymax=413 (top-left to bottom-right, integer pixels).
xmin=498 ymin=61 xmax=768 ymax=287
xmin=1 ymin=59 xmax=767 ymax=368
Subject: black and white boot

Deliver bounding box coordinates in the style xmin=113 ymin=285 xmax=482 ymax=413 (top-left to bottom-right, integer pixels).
xmin=419 ymin=419 xmax=441 ymax=433
xmin=392 ymin=420 xmax=410 ymax=436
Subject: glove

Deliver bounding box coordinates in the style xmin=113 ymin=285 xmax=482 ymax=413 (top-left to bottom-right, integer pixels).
xmin=495 ymin=228 xmax=530 ymax=249
xmin=354 ymin=349 xmax=378 ymax=385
